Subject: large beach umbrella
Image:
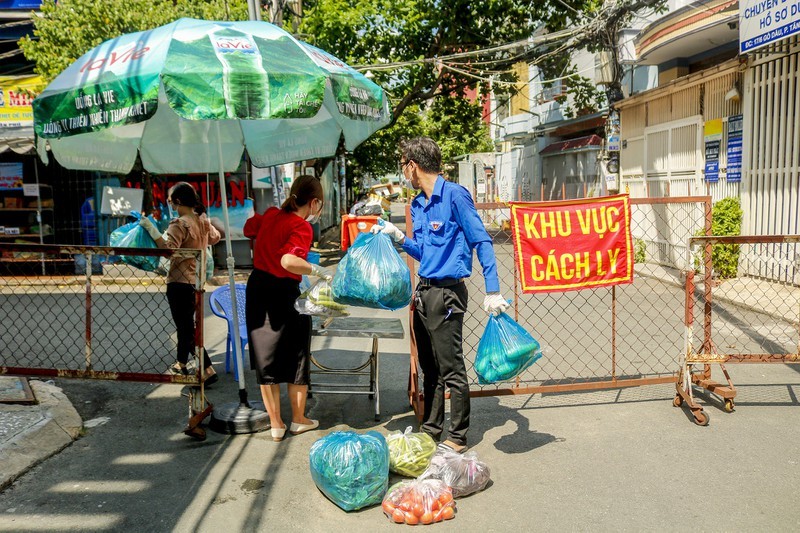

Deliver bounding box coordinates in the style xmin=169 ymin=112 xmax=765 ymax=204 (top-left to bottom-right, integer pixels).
xmin=32 ymin=18 xmax=391 ymax=431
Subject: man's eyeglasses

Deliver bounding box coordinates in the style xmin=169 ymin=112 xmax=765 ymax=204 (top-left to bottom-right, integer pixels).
xmin=400 ymin=159 xmax=413 ymax=170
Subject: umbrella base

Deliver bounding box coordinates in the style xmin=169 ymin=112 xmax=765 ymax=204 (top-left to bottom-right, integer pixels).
xmin=209 ymin=401 xmax=270 ymax=435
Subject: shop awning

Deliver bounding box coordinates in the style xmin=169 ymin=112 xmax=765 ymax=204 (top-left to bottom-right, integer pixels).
xmin=540 ymin=134 xmax=602 ymax=155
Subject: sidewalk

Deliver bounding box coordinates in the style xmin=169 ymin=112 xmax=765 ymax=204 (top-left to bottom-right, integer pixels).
xmin=0 ymin=379 xmax=82 ymax=491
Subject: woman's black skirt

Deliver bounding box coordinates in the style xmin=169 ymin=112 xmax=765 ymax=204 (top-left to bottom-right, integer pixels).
xmin=245 ymin=268 xmax=311 ymax=385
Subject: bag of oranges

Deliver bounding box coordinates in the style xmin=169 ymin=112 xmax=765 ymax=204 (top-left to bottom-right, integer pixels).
xmin=381 ymin=478 xmax=456 ymax=525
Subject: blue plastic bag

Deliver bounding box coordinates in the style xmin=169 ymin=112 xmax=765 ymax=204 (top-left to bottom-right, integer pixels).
xmin=109 ymin=212 xmax=160 ymax=272
xmin=309 ymin=430 xmax=389 ymax=511
xmin=474 ymin=312 xmax=542 ymax=384
xmin=331 ymin=232 xmax=412 ymax=310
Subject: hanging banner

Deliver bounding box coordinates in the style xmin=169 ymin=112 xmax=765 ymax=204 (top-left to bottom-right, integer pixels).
xmin=510 ymin=194 xmax=633 ymax=293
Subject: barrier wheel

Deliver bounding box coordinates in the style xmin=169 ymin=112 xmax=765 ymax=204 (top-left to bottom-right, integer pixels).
xmin=724 ymin=399 xmax=735 ymax=412
xmin=672 ymin=395 xmax=683 ymax=407
xmin=693 ymin=410 xmax=710 ymax=426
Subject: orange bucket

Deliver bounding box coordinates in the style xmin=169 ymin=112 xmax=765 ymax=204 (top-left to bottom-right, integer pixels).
xmin=340 ymin=215 xmax=379 ymax=251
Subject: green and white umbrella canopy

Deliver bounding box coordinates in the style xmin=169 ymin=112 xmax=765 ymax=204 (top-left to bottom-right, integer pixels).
xmin=32 ymin=19 xmax=391 ymax=404
xmin=33 ymin=18 xmax=390 ymax=173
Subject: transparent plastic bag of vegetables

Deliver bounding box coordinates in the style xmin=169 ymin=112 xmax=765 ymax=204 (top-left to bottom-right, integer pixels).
xmin=108 ymin=212 xmax=160 ymax=272
xmin=474 ymin=312 xmax=542 ymax=384
xmin=381 ymin=478 xmax=456 ymax=525
xmin=386 ymin=426 xmax=437 ymax=477
xmin=331 ymin=232 xmax=412 ymax=310
xmin=309 ymin=430 xmax=389 ymax=511
xmin=295 ymin=278 xmax=349 ymax=317
xmin=419 ymin=450 xmax=491 ymax=498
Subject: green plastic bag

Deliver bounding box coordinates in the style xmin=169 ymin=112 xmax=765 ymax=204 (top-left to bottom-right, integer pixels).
xmin=474 ymin=312 xmax=542 ymax=384
xmin=386 ymin=426 xmax=437 ymax=477
xmin=309 ymin=430 xmax=389 ymax=511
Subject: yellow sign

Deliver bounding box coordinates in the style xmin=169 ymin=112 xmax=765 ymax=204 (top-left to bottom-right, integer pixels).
xmin=703 ymin=118 xmax=723 ymax=142
xmin=0 ymin=75 xmax=43 ymax=128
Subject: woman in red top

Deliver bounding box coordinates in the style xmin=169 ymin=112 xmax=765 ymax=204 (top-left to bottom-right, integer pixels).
xmin=243 ymin=175 xmax=329 ymax=442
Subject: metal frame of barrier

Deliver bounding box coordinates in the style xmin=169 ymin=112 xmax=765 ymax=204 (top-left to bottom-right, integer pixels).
xmin=0 ymin=243 xmax=213 ymax=439
xmin=675 ymin=235 xmax=800 ymax=425
xmin=405 ymin=197 xmax=713 ymax=417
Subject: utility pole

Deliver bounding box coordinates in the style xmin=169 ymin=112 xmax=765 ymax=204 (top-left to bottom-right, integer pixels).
xmin=246 ymin=0 xmax=260 ymax=21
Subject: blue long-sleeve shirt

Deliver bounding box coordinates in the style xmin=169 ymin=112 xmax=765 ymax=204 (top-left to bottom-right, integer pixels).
xmin=401 ymin=176 xmax=500 ymax=293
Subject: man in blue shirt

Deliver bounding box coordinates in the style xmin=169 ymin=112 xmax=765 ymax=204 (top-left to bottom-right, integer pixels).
xmin=371 ymin=137 xmax=508 ymax=453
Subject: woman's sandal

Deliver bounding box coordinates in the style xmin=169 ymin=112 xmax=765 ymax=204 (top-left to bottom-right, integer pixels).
xmin=289 ymin=419 xmax=319 ymax=435
xmin=270 ymin=426 xmax=287 ymax=442
xmin=168 ymin=362 xmax=189 ymax=376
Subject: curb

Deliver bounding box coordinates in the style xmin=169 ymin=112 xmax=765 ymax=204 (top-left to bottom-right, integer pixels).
xmin=0 ymin=380 xmax=83 ymax=492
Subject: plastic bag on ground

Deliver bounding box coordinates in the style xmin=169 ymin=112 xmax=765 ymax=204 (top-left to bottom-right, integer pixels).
xmin=309 ymin=430 xmax=389 ymax=511
xmin=386 ymin=426 xmax=437 ymax=477
xmin=295 ymin=278 xmax=349 ymax=317
xmin=108 ymin=213 xmax=160 ymax=272
xmin=419 ymin=450 xmax=491 ymax=498
xmin=331 ymin=232 xmax=412 ymax=310
xmin=474 ymin=312 xmax=542 ymax=384
xmin=381 ymin=478 xmax=456 ymax=525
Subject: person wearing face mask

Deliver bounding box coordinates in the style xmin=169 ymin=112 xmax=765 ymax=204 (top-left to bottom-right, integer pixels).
xmin=370 ymin=137 xmax=508 ymax=455
xmin=242 ymin=175 xmax=329 ymax=442
xmin=139 ymin=181 xmax=222 ymax=382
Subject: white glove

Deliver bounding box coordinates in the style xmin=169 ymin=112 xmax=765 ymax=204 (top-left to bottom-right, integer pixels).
xmin=309 ymin=264 xmax=333 ymax=282
xmin=483 ymin=293 xmax=510 ymax=315
xmin=369 ymin=220 xmax=405 ymax=243
xmin=138 ymin=216 xmax=163 ymax=242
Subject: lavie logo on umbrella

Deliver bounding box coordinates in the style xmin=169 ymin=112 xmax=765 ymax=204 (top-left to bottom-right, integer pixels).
xmin=211 ymin=37 xmax=256 ymax=52
xmin=80 ymin=46 xmax=151 ymax=73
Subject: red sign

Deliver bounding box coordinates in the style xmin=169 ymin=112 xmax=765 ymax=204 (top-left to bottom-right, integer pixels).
xmin=510 ymin=194 xmax=633 ymax=293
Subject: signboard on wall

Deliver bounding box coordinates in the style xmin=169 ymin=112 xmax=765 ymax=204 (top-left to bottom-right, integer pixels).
xmin=726 ymin=114 xmax=743 ymax=182
xmin=100 ymin=186 xmax=144 ymax=216
xmin=0 ymin=1 xmax=43 ymax=9
xmin=0 ymin=75 xmax=41 ymax=129
xmin=0 ymin=162 xmax=23 ymax=189
xmin=740 ymin=0 xmax=800 ymax=53
xmin=704 ymin=119 xmax=722 ymax=183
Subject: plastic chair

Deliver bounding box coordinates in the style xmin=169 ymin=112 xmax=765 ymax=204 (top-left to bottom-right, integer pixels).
xmin=209 ymin=283 xmax=248 ymax=381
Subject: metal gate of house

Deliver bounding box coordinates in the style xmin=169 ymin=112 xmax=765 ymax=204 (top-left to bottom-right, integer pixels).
xmin=0 ymin=243 xmax=205 ymax=386
xmin=675 ymin=235 xmax=800 ymax=425
xmin=406 ymin=197 xmax=712 ymax=413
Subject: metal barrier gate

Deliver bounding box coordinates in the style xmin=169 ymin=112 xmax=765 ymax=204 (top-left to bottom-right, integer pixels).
xmin=675 ymin=235 xmax=800 ymax=425
xmin=406 ymin=197 xmax=713 ymax=415
xmin=0 ymin=243 xmax=212 ymax=439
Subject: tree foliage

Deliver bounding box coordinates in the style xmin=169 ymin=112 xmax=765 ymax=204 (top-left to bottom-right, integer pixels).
xmin=20 ymin=0 xmax=248 ymax=82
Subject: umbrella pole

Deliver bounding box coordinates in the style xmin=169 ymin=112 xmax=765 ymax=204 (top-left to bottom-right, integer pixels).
xmin=214 ymin=133 xmax=248 ymax=402
xmin=208 ymin=126 xmax=269 ymax=435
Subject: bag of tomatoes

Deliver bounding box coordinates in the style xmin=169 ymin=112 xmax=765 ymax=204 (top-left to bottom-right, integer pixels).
xmin=418 ymin=450 xmax=491 ymax=498
xmin=381 ymin=479 xmax=456 ymax=525
xmin=386 ymin=426 xmax=437 ymax=477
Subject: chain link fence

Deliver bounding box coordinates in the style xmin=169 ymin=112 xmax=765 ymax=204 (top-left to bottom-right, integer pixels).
xmin=407 ymin=197 xmax=712 ymax=403
xmin=675 ymin=235 xmax=800 ymax=424
xmin=0 ymin=243 xmax=203 ymax=385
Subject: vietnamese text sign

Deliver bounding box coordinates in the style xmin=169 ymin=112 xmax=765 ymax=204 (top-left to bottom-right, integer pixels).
xmin=726 ymin=114 xmax=743 ymax=182
xmin=510 ymin=195 xmax=633 ymax=293
xmin=740 ymin=0 xmax=800 ymax=53
xmin=0 ymin=75 xmax=41 ymax=129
